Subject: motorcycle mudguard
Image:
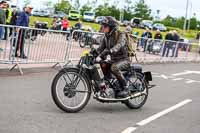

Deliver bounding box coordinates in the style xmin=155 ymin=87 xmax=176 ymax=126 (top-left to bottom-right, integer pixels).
xmin=131 ymin=64 xmax=142 ymax=73
xmin=60 ymin=66 xmax=92 ymax=83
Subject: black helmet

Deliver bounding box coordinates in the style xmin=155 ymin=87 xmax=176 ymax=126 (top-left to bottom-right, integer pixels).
xmin=101 ymin=16 xmax=119 ymax=28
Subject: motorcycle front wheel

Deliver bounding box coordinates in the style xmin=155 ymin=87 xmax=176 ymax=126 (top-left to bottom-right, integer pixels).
xmin=51 ymin=68 xmax=91 ymax=113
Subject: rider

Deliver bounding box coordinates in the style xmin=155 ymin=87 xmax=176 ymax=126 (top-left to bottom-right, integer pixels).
xmin=94 ymin=16 xmax=130 ymax=98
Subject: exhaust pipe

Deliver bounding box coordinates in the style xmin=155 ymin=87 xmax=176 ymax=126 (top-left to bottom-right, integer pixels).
xmin=94 ymin=91 xmax=147 ymax=102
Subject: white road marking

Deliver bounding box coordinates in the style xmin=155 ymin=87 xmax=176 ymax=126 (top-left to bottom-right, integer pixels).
xmin=161 ymin=74 xmax=168 ymax=79
xmin=172 ymin=70 xmax=200 ymax=76
xmin=172 ymin=78 xmax=184 ymax=81
xmin=153 ymin=75 xmax=162 ymax=78
xmin=172 ymin=71 xmax=191 ymax=76
xmin=121 ymin=99 xmax=192 ymax=133
xmin=185 ymin=79 xmax=199 ymax=84
xmin=121 ymin=127 xmax=137 ymax=133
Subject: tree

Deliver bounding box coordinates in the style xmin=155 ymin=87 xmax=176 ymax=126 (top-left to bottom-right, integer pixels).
xmin=133 ymin=0 xmax=152 ymax=20
xmin=24 ymin=0 xmax=31 ymax=6
xmin=123 ymin=0 xmax=135 ymax=20
xmin=80 ymin=5 xmax=92 ymax=15
xmin=95 ymin=4 xmax=120 ymax=20
xmin=189 ymin=17 xmax=197 ymax=30
xmin=43 ymin=0 xmax=53 ymax=8
xmin=54 ymin=0 xmax=72 ymax=13
xmin=74 ymin=0 xmax=80 ymax=10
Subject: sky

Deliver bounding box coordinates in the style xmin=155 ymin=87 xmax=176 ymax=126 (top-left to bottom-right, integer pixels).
xmin=12 ymin=0 xmax=200 ymax=19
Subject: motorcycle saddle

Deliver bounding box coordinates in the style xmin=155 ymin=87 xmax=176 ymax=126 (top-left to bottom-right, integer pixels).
xmin=130 ymin=64 xmax=142 ymax=73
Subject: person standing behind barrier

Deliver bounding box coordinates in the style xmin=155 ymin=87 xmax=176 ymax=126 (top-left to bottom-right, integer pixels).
xmin=0 ymin=1 xmax=6 ymax=40
xmin=3 ymin=2 xmax=11 ymax=40
xmin=9 ymin=9 xmax=18 ymax=36
xmin=143 ymin=28 xmax=152 ymax=52
xmin=74 ymin=19 xmax=82 ymax=29
xmin=171 ymin=30 xmax=180 ymax=57
xmin=162 ymin=31 xmax=174 ymax=57
xmin=154 ymin=30 xmax=163 ymax=40
xmin=62 ymin=17 xmax=70 ymax=32
xmin=51 ymin=17 xmax=57 ymax=30
xmin=56 ymin=18 xmax=62 ymax=30
xmin=15 ymin=5 xmax=33 ymax=59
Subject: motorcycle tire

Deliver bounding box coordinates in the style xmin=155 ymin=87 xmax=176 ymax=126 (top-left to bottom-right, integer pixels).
xmin=51 ymin=68 xmax=91 ymax=113
xmin=124 ymin=72 xmax=148 ymax=109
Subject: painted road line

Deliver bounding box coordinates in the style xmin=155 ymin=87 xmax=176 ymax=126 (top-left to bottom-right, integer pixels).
xmin=161 ymin=74 xmax=168 ymax=79
xmin=121 ymin=99 xmax=192 ymax=133
xmin=172 ymin=78 xmax=184 ymax=81
xmin=172 ymin=71 xmax=191 ymax=76
xmin=121 ymin=127 xmax=137 ymax=133
xmin=172 ymin=70 xmax=200 ymax=76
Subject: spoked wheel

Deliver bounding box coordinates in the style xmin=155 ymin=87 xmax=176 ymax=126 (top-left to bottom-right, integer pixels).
xmin=79 ymin=36 xmax=86 ymax=48
xmin=51 ymin=68 xmax=91 ymax=113
xmin=124 ymin=72 xmax=148 ymax=109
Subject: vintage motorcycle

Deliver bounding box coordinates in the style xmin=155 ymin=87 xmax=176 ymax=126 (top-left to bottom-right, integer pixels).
xmin=51 ymin=50 xmax=154 ymax=113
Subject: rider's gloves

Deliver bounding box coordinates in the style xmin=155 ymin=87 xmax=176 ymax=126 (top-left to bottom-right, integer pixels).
xmin=96 ymin=56 xmax=102 ymax=62
xmin=100 ymin=49 xmax=111 ymax=59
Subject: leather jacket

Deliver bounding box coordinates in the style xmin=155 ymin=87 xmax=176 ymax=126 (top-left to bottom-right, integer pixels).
xmin=97 ymin=29 xmax=129 ymax=62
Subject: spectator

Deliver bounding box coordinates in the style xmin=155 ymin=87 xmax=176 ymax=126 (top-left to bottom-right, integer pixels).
xmin=143 ymin=28 xmax=152 ymax=52
xmin=196 ymin=32 xmax=200 ymax=40
xmin=51 ymin=17 xmax=57 ymax=30
xmin=74 ymin=19 xmax=82 ymax=29
xmin=3 ymin=2 xmax=12 ymax=40
xmin=56 ymin=18 xmax=62 ymax=30
xmin=0 ymin=1 xmax=6 ymax=40
xmin=9 ymin=9 xmax=18 ymax=36
xmin=154 ymin=30 xmax=163 ymax=40
xmin=171 ymin=30 xmax=180 ymax=57
xmin=15 ymin=5 xmax=33 ymax=59
xmin=162 ymin=31 xmax=174 ymax=57
xmin=62 ymin=16 xmax=70 ymax=32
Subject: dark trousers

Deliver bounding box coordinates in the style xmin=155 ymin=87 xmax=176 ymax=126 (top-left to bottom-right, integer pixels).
xmin=162 ymin=43 xmax=172 ymax=57
xmin=111 ymin=60 xmax=130 ymax=89
xmin=171 ymin=43 xmax=179 ymax=57
xmin=3 ymin=27 xmax=8 ymax=40
xmin=15 ymin=29 xmax=26 ymax=56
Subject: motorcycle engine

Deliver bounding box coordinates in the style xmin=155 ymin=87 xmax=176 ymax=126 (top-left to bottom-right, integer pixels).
xmin=104 ymin=88 xmax=115 ymax=98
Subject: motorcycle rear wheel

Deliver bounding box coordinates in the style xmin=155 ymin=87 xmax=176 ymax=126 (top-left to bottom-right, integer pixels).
xmin=124 ymin=72 xmax=148 ymax=109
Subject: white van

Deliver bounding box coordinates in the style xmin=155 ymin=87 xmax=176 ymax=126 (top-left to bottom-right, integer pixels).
xmin=83 ymin=11 xmax=95 ymax=22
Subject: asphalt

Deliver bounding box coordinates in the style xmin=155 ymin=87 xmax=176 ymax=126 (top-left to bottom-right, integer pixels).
xmin=0 ymin=63 xmax=200 ymax=133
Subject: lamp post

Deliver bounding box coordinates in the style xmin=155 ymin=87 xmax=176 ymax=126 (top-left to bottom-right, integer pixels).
xmin=183 ymin=0 xmax=189 ymax=33
xmin=187 ymin=2 xmax=192 ymax=31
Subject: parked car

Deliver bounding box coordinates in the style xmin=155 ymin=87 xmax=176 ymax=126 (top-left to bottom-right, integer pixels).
xmin=153 ymin=23 xmax=167 ymax=32
xmin=122 ymin=20 xmax=131 ymax=27
xmin=95 ymin=16 xmax=105 ymax=23
xmin=68 ymin=10 xmax=81 ymax=20
xmin=53 ymin=11 xmax=67 ymax=18
xmin=39 ymin=10 xmax=50 ymax=17
xmin=130 ymin=17 xmax=142 ymax=28
xmin=83 ymin=11 xmax=95 ymax=22
xmin=32 ymin=10 xmax=40 ymax=16
xmin=140 ymin=20 xmax=153 ymax=29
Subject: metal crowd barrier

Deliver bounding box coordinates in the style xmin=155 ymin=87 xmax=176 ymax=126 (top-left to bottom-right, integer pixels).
xmin=66 ymin=30 xmax=104 ymax=63
xmin=0 ymin=24 xmax=200 ymax=74
xmin=134 ymin=36 xmax=200 ymax=63
xmin=0 ymin=24 xmax=71 ymax=74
